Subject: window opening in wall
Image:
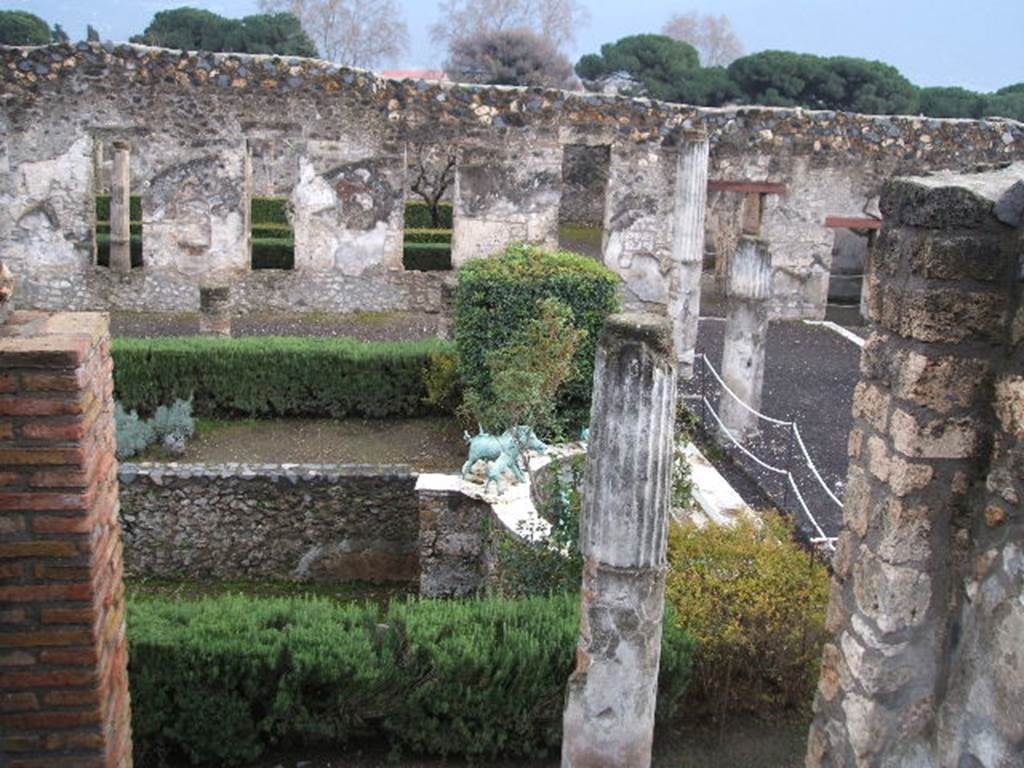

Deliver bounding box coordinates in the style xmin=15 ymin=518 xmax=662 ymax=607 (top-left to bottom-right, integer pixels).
xmin=251 ymin=196 xmax=295 ymax=270
xmin=95 ymin=194 xmax=143 ymax=268
xmin=403 ymin=145 xmax=455 ymax=271
xmin=557 ymin=144 xmax=610 ymax=260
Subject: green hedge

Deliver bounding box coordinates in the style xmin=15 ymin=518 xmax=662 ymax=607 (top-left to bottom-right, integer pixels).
xmin=454 ymin=243 xmax=621 ymax=412
xmin=403 ymin=242 xmax=452 ymax=271
xmin=95 ymin=195 xmax=143 ymax=221
xmin=404 ymin=201 xmax=453 ymax=229
xmin=128 ymin=593 xmax=694 ymax=765
xmin=404 ymin=228 xmax=453 ymax=244
xmin=113 ymin=336 xmax=453 ymax=418
xmin=251 ymin=196 xmax=290 ymax=225
xmin=251 ymin=237 xmax=295 ymax=270
xmin=251 ymin=224 xmax=294 ymax=239
xmin=95 ymin=234 xmax=143 ymax=268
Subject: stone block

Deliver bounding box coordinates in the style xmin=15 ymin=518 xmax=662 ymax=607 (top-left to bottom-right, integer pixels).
xmin=890 ymin=409 xmax=979 ymax=459
xmin=852 ymin=554 xmax=932 ymax=635
xmin=851 ymin=382 xmax=891 ymax=432
xmin=873 ymin=283 xmax=1007 ymax=344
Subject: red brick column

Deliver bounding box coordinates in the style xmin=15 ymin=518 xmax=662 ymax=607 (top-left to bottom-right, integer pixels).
xmin=0 ymin=312 xmax=131 ymax=768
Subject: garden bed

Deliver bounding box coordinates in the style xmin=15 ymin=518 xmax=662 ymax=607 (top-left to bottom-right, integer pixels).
xmin=147 ymin=416 xmax=466 ymax=471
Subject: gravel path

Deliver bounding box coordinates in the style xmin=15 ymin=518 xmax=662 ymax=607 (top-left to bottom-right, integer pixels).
xmin=111 ymin=310 xmax=442 ymax=341
xmin=690 ymin=318 xmax=862 ymax=540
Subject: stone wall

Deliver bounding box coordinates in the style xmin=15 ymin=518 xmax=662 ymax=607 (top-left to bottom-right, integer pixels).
xmin=118 ymin=462 xmax=420 ymax=582
xmin=807 ymin=163 xmax=1024 ymax=767
xmin=2 ymin=43 xmax=1022 ymax=319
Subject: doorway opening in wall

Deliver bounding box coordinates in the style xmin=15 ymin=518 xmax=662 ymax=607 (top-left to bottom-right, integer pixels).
xmin=251 ymin=196 xmax=295 ymax=270
xmin=823 ymin=217 xmax=879 ymax=324
xmin=95 ymin=194 xmax=143 ymax=268
xmin=557 ymin=144 xmax=610 ymax=260
xmin=403 ymin=144 xmax=455 ymax=271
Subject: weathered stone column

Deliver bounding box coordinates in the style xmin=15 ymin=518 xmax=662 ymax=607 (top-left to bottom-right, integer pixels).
xmin=0 ymin=308 xmax=133 ymax=767
xmin=718 ymin=235 xmax=771 ymax=441
xmin=807 ymin=165 xmax=1024 ymax=768
xmin=198 ymin=283 xmax=232 ymax=337
xmin=562 ymin=313 xmax=676 ymax=768
xmin=109 ymin=140 xmax=132 ymax=273
xmin=669 ymin=132 xmax=709 ymax=380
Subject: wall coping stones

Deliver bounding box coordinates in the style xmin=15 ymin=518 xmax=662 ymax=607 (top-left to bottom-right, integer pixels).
xmin=119 ymin=461 xmax=417 ymax=483
xmin=881 ymin=162 xmax=1024 ymax=229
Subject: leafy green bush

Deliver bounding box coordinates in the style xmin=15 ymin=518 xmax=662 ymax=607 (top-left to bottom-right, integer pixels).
xmin=666 ymin=515 xmax=831 ymax=720
xmin=405 ymin=201 xmax=453 ymax=229
xmin=422 ymin=348 xmax=461 ymax=412
xmin=251 ymin=196 xmax=290 ymax=225
xmin=95 ymin=195 xmax=143 ymax=222
xmin=128 ymin=593 xmax=694 ymax=765
xmin=454 ymin=243 xmax=620 ymax=419
xmin=113 ymin=336 xmax=454 ymax=419
xmin=251 ymin=237 xmax=295 ymax=269
xmin=404 ymin=228 xmax=453 ymax=244
xmin=402 ymin=242 xmax=452 ymax=271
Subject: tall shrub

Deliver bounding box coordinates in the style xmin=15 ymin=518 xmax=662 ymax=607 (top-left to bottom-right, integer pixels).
xmin=666 ymin=515 xmax=831 ymax=719
xmin=453 ymin=243 xmax=620 ymax=426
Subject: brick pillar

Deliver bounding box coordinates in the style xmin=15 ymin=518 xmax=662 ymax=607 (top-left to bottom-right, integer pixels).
xmin=807 ymin=167 xmax=1023 ymax=767
xmin=0 ymin=312 xmax=132 ymax=768
xmin=562 ymin=313 xmax=676 ymax=768
xmin=109 ymin=141 xmax=132 ymax=274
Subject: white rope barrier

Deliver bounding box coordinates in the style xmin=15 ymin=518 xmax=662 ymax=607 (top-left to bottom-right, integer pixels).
xmin=702 ymin=397 xmax=789 ymax=475
xmin=786 ymin=472 xmax=833 ymax=549
xmin=792 ymin=423 xmax=844 ymax=510
xmin=694 ymin=353 xmax=841 ymax=552
xmin=698 ymin=354 xmax=794 ymax=427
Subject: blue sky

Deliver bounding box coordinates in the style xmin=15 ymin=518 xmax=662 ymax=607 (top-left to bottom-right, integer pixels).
xmin=9 ymin=0 xmax=1022 ymax=92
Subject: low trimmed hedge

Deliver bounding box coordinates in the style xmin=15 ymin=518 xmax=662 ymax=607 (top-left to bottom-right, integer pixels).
xmin=251 ymin=237 xmax=295 ymax=270
xmin=403 ymin=242 xmax=452 ymax=271
xmin=251 ymin=223 xmax=293 ymax=239
xmin=128 ymin=593 xmax=694 ymax=765
xmin=112 ymin=336 xmax=454 ymax=418
xmin=251 ymin=196 xmax=290 ymax=225
xmin=404 ymin=228 xmax=452 ymax=244
xmin=96 ymin=194 xmax=143 ymax=221
xmin=404 ymin=201 xmax=453 ymax=229
xmin=95 ymin=234 xmax=143 ymax=268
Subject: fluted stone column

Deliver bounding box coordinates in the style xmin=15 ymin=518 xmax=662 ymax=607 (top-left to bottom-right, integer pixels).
xmin=718 ymin=236 xmax=772 ymax=441
xmin=109 ymin=140 xmax=132 ymax=273
xmin=669 ymin=132 xmax=710 ymax=380
xmin=198 ymin=283 xmax=232 ymax=336
xmin=562 ymin=313 xmax=677 ymax=768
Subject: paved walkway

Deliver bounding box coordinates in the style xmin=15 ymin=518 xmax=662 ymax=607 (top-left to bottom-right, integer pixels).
xmin=691 ymin=316 xmax=863 ymax=540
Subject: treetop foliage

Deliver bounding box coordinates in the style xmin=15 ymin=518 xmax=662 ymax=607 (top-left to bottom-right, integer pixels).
xmin=0 ymin=10 xmax=52 ymax=45
xmin=130 ymin=6 xmax=317 ymax=57
xmin=576 ymin=34 xmax=1023 ymax=120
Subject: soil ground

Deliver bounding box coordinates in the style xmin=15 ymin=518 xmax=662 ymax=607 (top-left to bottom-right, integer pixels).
xmin=690 ymin=316 xmax=862 ymax=540
xmin=148 ymin=416 xmax=466 ymax=472
xmin=111 ymin=310 xmax=442 ymax=341
xmin=153 ymin=714 xmax=808 ymax=768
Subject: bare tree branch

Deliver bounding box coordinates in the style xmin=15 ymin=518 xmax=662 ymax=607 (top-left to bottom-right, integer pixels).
xmin=663 ymin=11 xmax=744 ymax=67
xmin=259 ymin=0 xmax=409 ymax=68
xmin=430 ymin=0 xmax=588 ymax=52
